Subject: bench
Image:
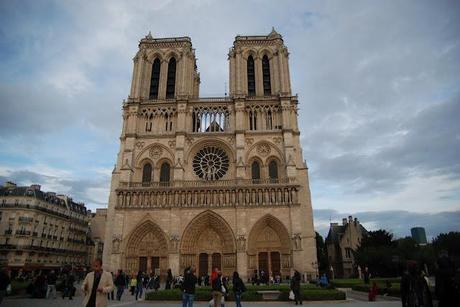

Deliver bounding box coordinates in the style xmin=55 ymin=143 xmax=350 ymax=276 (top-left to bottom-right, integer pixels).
xmin=256 ymin=290 xmax=281 ymax=300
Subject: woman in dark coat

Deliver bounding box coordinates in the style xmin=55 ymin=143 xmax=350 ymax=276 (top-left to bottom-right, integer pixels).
xmin=232 ymin=271 xmax=246 ymax=307
xmin=290 ymin=270 xmax=302 ymax=305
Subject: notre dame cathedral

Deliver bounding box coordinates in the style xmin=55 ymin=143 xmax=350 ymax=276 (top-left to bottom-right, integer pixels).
xmin=103 ymin=29 xmax=318 ymax=281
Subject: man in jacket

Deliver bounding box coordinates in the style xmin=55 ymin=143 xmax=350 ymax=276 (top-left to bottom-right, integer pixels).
xmin=82 ymin=259 xmax=114 ymax=307
xmin=182 ymin=266 xmax=197 ymax=307
xmin=46 ymin=270 xmax=57 ymax=299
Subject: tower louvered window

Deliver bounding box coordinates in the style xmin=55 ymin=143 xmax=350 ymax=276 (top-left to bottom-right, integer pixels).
xmin=262 ymin=55 xmax=271 ymax=95
xmin=247 ymin=56 xmax=256 ymax=96
xmin=149 ymin=58 xmax=161 ymax=99
xmin=166 ymin=57 xmax=176 ymax=98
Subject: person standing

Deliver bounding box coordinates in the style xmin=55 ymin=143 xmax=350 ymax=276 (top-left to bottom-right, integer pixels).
xmin=232 ymin=271 xmax=246 ymax=307
xmin=290 ymin=270 xmax=302 ymax=305
xmin=363 ymin=267 xmax=370 ymax=284
xmin=46 ymin=270 xmax=57 ymax=299
xmin=0 ymin=267 xmax=10 ymax=304
xmin=165 ymin=269 xmax=173 ymax=290
xmin=182 ymin=266 xmax=197 ymax=307
xmin=114 ymin=270 xmax=126 ymax=301
xmin=81 ymin=259 xmax=114 ymax=307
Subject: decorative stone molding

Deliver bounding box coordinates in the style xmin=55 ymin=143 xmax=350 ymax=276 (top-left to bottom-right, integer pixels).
xmin=245 ymin=138 xmax=254 ymax=146
xmin=135 ymin=142 xmax=145 ymax=150
xmin=170 ymin=234 xmax=180 ymax=253
xmin=236 ymin=235 xmax=246 ymax=252
xmin=112 ymin=235 xmax=122 ymax=254
xmin=168 ymin=140 xmax=176 ymax=148
xmin=292 ymin=233 xmax=302 ymax=251
xmin=256 ymin=143 xmax=271 ymax=157
xmin=149 ymin=146 xmax=163 ymax=159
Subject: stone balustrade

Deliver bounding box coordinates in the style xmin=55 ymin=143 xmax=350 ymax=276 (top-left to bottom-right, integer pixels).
xmin=116 ymin=178 xmax=300 ymax=209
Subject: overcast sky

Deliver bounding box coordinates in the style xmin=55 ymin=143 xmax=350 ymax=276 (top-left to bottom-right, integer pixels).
xmin=1 ymin=0 xmax=459 ymax=239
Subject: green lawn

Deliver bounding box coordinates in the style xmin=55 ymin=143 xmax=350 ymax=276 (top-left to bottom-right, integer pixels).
xmin=146 ymin=284 xmax=345 ymax=301
xmin=331 ymin=278 xmax=401 ymax=297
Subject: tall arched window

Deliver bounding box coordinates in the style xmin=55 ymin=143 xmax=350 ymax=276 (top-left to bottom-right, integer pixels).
xmin=262 ymin=55 xmax=271 ymax=95
xmin=268 ymin=160 xmax=278 ymax=182
xmin=149 ymin=58 xmax=161 ymax=99
xmin=247 ymin=56 xmax=256 ymax=96
xmin=251 ymin=161 xmax=261 ymax=183
xmin=142 ymin=163 xmax=152 ymax=184
xmin=160 ymin=162 xmax=171 ymax=183
xmin=166 ymin=57 xmax=176 ymax=98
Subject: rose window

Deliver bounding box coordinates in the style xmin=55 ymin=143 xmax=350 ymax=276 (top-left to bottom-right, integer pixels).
xmin=192 ymin=146 xmax=229 ymax=180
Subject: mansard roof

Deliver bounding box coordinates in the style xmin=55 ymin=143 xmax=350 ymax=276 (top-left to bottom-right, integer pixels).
xmin=0 ymin=184 xmax=88 ymax=214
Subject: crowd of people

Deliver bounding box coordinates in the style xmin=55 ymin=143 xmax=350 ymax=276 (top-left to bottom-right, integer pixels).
xmin=1 ymin=254 xmax=459 ymax=307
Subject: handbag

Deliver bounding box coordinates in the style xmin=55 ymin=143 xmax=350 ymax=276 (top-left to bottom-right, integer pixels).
xmin=289 ymin=290 xmax=295 ymax=300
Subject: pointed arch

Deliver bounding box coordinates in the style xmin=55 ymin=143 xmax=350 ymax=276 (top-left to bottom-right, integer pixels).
xmin=247 ymin=214 xmax=290 ymax=254
xmin=166 ymin=57 xmax=176 ymax=98
xmin=149 ymin=58 xmax=161 ymax=99
xmin=262 ymin=55 xmax=271 ymax=95
xmin=251 ymin=160 xmax=261 ymax=182
xmin=160 ymin=162 xmax=171 ymax=183
xmin=180 ymin=210 xmax=236 ymax=254
xmin=247 ymin=55 xmax=256 ymax=96
xmin=268 ymin=159 xmax=279 ymax=181
xmin=142 ymin=162 xmax=153 ymax=184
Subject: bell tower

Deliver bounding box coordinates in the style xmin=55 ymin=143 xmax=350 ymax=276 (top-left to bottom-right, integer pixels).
xmin=129 ymin=32 xmax=200 ymax=101
xmin=229 ymin=28 xmax=291 ymax=97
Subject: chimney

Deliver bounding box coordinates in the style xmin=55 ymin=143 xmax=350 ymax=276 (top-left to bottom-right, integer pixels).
xmin=342 ymin=218 xmax=348 ymax=225
xmin=30 ymin=184 xmax=41 ymax=191
xmin=4 ymin=181 xmax=16 ymax=188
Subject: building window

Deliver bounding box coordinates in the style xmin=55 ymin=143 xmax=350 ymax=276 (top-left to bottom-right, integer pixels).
xmin=247 ymin=55 xmax=256 ymax=96
xmin=160 ymin=162 xmax=171 ymax=183
xmin=142 ymin=163 xmax=152 ymax=184
xmin=262 ymin=55 xmax=271 ymax=95
xmin=268 ymin=160 xmax=278 ymax=181
xmin=345 ymin=248 xmax=352 ymax=258
xmin=251 ymin=161 xmax=261 ymax=182
xmin=249 ymin=110 xmax=257 ymax=130
xmin=166 ymin=57 xmax=176 ymax=98
xmin=149 ymin=58 xmax=161 ymax=99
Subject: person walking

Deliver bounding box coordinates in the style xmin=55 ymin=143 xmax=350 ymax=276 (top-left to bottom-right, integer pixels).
xmin=135 ymin=271 xmax=144 ymax=300
xmin=211 ymin=268 xmax=223 ymax=307
xmin=232 ymin=271 xmax=246 ymax=307
xmin=182 ymin=266 xmax=197 ymax=307
xmin=46 ymin=270 xmax=57 ymax=299
xmin=62 ymin=272 xmax=75 ymax=300
xmin=0 ymin=267 xmax=10 ymax=304
xmin=129 ymin=274 xmax=137 ymax=295
xmin=114 ymin=270 xmax=126 ymax=301
xmin=290 ymin=270 xmax=302 ymax=305
xmin=81 ymin=258 xmax=114 ymax=307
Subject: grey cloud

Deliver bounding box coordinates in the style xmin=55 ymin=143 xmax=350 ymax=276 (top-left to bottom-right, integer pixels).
xmin=0 ymin=170 xmax=109 ymax=209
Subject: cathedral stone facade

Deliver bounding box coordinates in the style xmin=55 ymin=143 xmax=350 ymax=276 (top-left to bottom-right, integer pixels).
xmin=103 ymin=29 xmax=317 ymax=281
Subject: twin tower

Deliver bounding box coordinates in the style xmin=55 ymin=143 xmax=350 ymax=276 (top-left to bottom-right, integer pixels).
xmin=104 ymin=29 xmax=317 ymax=282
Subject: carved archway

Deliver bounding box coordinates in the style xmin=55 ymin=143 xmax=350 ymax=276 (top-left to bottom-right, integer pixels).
xmin=180 ymin=210 xmax=236 ymax=276
xmin=125 ymin=220 xmax=169 ymax=277
xmin=247 ymin=214 xmax=291 ymax=279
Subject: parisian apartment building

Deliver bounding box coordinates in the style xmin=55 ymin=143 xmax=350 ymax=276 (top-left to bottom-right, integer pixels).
xmin=0 ymin=181 xmax=91 ymax=272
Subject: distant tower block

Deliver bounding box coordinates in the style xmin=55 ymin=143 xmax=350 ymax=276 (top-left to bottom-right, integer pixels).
xmin=411 ymin=227 xmax=428 ymax=245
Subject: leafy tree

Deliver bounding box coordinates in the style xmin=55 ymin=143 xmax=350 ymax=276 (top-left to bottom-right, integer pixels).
xmin=432 ymin=231 xmax=460 ymax=265
xmin=315 ymin=232 xmax=328 ymax=273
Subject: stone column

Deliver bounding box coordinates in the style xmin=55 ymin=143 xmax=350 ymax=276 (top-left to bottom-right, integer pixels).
xmin=255 ymin=56 xmax=263 ymax=96
xmin=158 ymin=60 xmax=168 ymax=99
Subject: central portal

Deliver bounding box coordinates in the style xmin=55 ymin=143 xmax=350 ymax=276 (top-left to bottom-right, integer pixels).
xmin=180 ymin=210 xmax=236 ymax=276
